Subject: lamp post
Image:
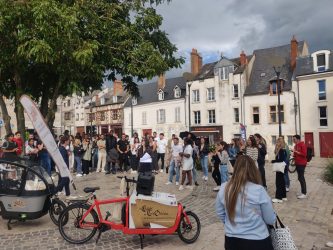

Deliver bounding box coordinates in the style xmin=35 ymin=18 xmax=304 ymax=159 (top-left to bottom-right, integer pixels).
xmin=131 ymin=96 xmax=134 ymax=137
xmin=273 ymin=66 xmax=282 ymax=137
xmin=89 ymin=87 xmax=93 ymax=139
xmin=188 ymin=82 xmax=192 ymax=132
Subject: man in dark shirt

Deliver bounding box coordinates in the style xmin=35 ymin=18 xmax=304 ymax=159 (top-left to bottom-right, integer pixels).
xmin=55 ymin=136 xmax=71 ymax=196
xmin=117 ymin=134 xmax=129 ymax=172
xmin=2 ymin=133 xmax=18 ymax=160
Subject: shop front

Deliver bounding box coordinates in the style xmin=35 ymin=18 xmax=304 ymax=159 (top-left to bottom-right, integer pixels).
xmin=190 ymin=126 xmax=223 ymax=143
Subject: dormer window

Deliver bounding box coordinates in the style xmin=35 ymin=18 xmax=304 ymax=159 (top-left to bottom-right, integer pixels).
xmin=269 ymin=80 xmax=283 ymax=95
xmin=113 ymin=96 xmax=118 ymax=103
xmin=158 ymin=90 xmax=164 ymax=101
xmin=100 ymin=97 xmax=105 ymax=105
xmin=317 ymin=54 xmax=326 ymax=72
xmin=174 ymin=86 xmax=181 ymax=98
xmin=132 ymin=97 xmax=137 ymax=105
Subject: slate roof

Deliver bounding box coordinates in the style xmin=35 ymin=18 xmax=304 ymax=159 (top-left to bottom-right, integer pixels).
xmin=244 ymin=41 xmax=305 ymax=96
xmin=295 ymin=52 xmax=333 ymax=76
xmin=123 ymin=76 xmax=187 ymax=108
xmin=193 ymin=55 xmax=253 ymax=80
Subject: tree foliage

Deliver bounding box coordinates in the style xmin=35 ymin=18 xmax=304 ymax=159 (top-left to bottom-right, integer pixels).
xmin=0 ymin=0 xmax=183 ymax=132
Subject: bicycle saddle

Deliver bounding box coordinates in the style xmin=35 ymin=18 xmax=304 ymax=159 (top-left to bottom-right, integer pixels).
xmin=83 ymin=187 xmax=100 ymax=193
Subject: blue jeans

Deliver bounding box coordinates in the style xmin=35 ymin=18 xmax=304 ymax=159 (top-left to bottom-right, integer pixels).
xmin=168 ymin=159 xmax=180 ymax=183
xmin=192 ymin=167 xmax=198 ymax=182
xmin=284 ymin=162 xmax=290 ymax=188
xmin=200 ymin=156 xmax=209 ymax=177
xmin=74 ymin=156 xmax=82 ymax=174
xmin=40 ymin=153 xmax=51 ymax=176
xmin=220 ymin=164 xmax=229 ymax=184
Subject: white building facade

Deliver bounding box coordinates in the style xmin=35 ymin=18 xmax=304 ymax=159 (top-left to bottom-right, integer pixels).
xmin=295 ymin=49 xmax=333 ymax=157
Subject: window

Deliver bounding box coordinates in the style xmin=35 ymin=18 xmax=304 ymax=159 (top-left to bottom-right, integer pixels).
xmin=100 ymin=112 xmax=105 ymax=121
xmin=270 ymin=81 xmax=283 ymax=95
xmin=88 ymin=113 xmax=95 ymax=122
xmin=207 ymin=87 xmax=215 ymax=101
xmin=64 ymin=112 xmax=70 ymax=120
xmin=100 ymin=97 xmax=105 ymax=105
xmin=208 ymin=110 xmax=216 ymax=124
xmin=112 ymin=110 xmax=119 ymax=120
xmin=194 ymin=111 xmax=201 ymax=124
xmin=252 ymin=107 xmax=260 ymax=124
xmin=175 ymin=107 xmax=181 ymax=122
xmin=317 ymin=54 xmax=326 ymax=71
xmin=234 ymin=108 xmax=239 ymax=123
xmin=260 ymin=72 xmax=266 ymax=77
xmin=67 ymin=100 xmax=70 ymax=107
xmin=271 ymin=136 xmax=277 ymax=145
xmin=319 ymin=106 xmax=328 ymax=126
xmin=81 ymin=113 xmax=84 ymax=120
xmin=158 ymin=90 xmax=164 ymax=101
xmin=174 ymin=87 xmax=181 ymax=98
xmin=287 ymin=136 xmax=293 ymax=146
xmin=157 ymin=109 xmax=165 ymax=123
xmin=192 ymin=90 xmax=200 ymax=103
xmin=142 ymin=112 xmax=147 ymax=125
xmin=220 ymin=66 xmax=234 ymax=80
xmin=113 ymin=96 xmax=118 ymax=103
xmin=76 ymin=113 xmax=79 ymax=121
xmin=132 ymin=97 xmax=137 ymax=105
xmin=269 ymin=105 xmax=284 ymax=123
xmin=318 ymin=80 xmax=326 ymax=100
xmin=233 ymin=84 xmax=239 ymax=98
xmin=63 ymin=102 xmax=66 ymax=107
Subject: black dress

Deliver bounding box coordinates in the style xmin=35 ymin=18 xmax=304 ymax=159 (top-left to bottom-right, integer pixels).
xmin=272 ymin=149 xmax=287 ymax=199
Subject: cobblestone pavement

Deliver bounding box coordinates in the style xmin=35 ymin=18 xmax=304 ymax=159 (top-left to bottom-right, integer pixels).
xmin=1 ymin=158 xmax=332 ymax=250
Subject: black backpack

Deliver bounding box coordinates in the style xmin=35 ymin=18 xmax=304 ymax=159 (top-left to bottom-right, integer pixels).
xmin=306 ymin=147 xmax=313 ymax=162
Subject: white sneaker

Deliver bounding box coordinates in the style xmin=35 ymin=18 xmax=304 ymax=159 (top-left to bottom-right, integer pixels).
xmin=213 ymin=186 xmax=220 ymax=191
xmin=297 ymin=194 xmax=307 ymax=199
xmin=160 ymin=169 xmax=164 ymax=173
xmin=326 ymin=241 xmax=333 ymax=248
xmin=204 ymin=176 xmax=208 ymax=181
xmin=131 ymin=170 xmax=137 ymax=174
xmin=83 ymin=174 xmax=87 ymax=176
xmin=76 ymin=174 xmax=82 ymax=177
xmin=165 ymin=181 xmax=172 ymax=185
xmin=179 ymin=185 xmax=184 ymax=191
xmin=272 ymin=198 xmax=283 ymax=203
xmin=185 ymin=185 xmax=193 ymax=189
xmin=176 ymin=182 xmax=179 ymax=186
xmin=286 ymin=187 xmax=289 ymax=192
xmin=282 ymin=198 xmax=288 ymax=201
xmin=202 ymin=176 xmax=205 ymax=180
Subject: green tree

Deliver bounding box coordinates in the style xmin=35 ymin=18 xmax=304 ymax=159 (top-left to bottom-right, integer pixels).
xmin=0 ymin=0 xmax=183 ymax=134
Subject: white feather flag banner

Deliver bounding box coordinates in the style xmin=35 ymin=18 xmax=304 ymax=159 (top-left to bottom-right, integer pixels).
xmin=20 ymin=95 xmax=73 ymax=182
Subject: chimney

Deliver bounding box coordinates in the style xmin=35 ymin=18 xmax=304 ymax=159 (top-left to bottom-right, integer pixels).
xmin=191 ymin=48 xmax=202 ymax=76
xmin=113 ymin=80 xmax=123 ymax=96
xmin=240 ymin=50 xmax=247 ymax=66
xmin=158 ymin=73 xmax=166 ymax=90
xmin=290 ymin=35 xmax=298 ymax=71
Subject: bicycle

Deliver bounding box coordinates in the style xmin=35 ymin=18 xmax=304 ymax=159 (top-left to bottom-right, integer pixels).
xmin=58 ymin=176 xmax=201 ymax=249
xmin=288 ymin=157 xmax=296 ymax=173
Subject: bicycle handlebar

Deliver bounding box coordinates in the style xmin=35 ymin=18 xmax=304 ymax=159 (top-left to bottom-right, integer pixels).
xmin=117 ymin=176 xmax=137 ymax=183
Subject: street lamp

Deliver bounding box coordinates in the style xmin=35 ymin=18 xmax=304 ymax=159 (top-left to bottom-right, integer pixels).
xmin=130 ymin=95 xmax=134 ymax=137
xmin=89 ymin=87 xmax=93 ymax=139
xmin=273 ymin=66 xmax=283 ymax=137
xmin=188 ymin=82 xmax=192 ymax=132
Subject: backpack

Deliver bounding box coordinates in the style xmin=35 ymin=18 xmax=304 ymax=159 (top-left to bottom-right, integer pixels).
xmin=306 ymin=147 xmax=313 ymax=162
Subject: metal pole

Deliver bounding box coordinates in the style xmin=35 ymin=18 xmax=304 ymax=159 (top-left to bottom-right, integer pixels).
xmin=90 ymin=93 xmax=93 ymax=139
xmin=276 ymin=72 xmax=282 ymax=137
xmin=188 ymin=83 xmax=191 ymax=132
xmin=131 ymin=96 xmax=134 ymax=137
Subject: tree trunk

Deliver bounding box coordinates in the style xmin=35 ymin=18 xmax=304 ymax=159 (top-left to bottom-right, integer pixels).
xmin=40 ymin=88 xmax=49 ymax=118
xmin=46 ymin=81 xmax=61 ymax=131
xmin=14 ymin=73 xmax=26 ymax=152
xmin=0 ymin=95 xmax=13 ymax=135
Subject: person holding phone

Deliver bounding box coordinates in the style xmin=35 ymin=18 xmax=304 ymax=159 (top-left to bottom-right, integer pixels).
xmin=2 ymin=133 xmax=18 ymax=160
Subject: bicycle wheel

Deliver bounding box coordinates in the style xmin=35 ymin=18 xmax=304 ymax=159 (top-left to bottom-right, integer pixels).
xmin=288 ymin=158 xmax=296 ymax=173
xmin=177 ymin=211 xmax=201 ymax=244
xmin=58 ymin=202 xmax=99 ymax=244
xmin=49 ymin=198 xmax=67 ymax=226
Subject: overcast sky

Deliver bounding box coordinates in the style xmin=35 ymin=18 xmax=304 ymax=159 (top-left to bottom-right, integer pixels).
xmin=155 ymin=0 xmax=333 ymax=78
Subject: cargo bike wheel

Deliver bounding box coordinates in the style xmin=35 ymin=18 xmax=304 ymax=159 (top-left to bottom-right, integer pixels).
xmin=49 ymin=198 xmax=67 ymax=226
xmin=177 ymin=211 xmax=201 ymax=244
xmin=58 ymin=202 xmax=99 ymax=244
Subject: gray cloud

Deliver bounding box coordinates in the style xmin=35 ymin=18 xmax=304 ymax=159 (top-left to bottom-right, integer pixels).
xmin=156 ymin=0 xmax=333 ymax=78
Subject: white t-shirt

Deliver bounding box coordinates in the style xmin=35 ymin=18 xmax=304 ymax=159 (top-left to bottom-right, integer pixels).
xmin=156 ymin=138 xmax=167 ymax=154
xmin=182 ymin=145 xmax=193 ymax=171
xmin=172 ymin=144 xmax=183 ymax=158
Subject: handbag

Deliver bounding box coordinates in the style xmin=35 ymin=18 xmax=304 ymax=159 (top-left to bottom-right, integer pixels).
xmin=270 ymin=215 xmax=297 ymax=250
xmin=272 ymin=162 xmax=286 ymax=173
